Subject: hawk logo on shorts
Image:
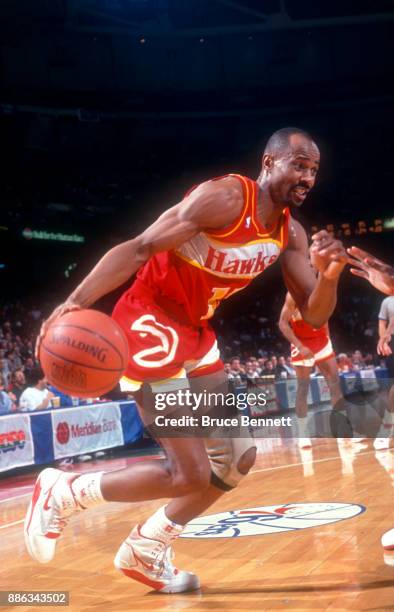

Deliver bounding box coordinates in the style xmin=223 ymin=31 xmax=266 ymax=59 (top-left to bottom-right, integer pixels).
xmin=179 ymin=503 xmax=365 ymax=538
xmin=131 ymin=315 xmax=179 ymax=368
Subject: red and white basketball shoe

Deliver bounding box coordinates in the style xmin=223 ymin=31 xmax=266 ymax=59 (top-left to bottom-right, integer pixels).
xmin=24 ymin=468 xmax=80 ymax=563
xmin=382 ymin=528 xmax=394 ymax=551
xmin=114 ymin=526 xmax=200 ymax=593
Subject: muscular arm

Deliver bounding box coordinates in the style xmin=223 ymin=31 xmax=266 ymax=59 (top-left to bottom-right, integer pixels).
xmin=67 ymin=177 xmax=243 ymax=308
xmin=278 ymin=293 xmax=304 ymax=349
xmin=280 ymin=219 xmax=345 ymax=327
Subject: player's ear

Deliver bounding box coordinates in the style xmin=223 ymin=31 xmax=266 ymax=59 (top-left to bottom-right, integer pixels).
xmin=262 ymin=153 xmax=273 ymax=173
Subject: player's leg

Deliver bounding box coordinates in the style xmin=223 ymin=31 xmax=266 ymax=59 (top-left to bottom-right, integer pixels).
xmin=115 ymin=369 xmax=256 ymax=591
xmin=164 ymin=442 xmax=256 ymax=524
xmin=165 ymin=369 xmax=256 ymax=524
xmin=111 ymin=432 xmax=207 ymax=593
xmin=24 ymin=402 xmax=212 ymax=566
xmin=294 ymin=365 xmax=313 ymax=447
xmin=101 ymin=435 xmax=211 ymax=501
xmin=312 ymin=342 xmax=353 ymax=438
xmin=121 ymin=369 xmax=256 ymax=535
xmin=318 ymin=355 xmax=343 ymax=406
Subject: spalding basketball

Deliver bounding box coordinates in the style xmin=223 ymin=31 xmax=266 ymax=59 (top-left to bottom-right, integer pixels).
xmin=40 ymin=309 xmax=129 ymax=398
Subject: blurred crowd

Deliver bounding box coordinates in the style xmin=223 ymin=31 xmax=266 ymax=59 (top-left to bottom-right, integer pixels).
xmin=0 ymin=292 xmax=386 ymax=416
xmin=222 ymin=349 xmax=379 ymax=386
xmin=214 ymin=289 xmax=380 ymax=362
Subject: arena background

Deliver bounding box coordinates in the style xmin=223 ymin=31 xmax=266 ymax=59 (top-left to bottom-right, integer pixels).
xmin=2 ymin=2 xmax=394 ymax=611
xmin=0 ymin=0 xmax=393 ymax=362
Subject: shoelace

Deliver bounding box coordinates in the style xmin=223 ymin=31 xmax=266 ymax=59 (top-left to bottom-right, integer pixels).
xmin=146 ymin=543 xmax=178 ymax=577
xmin=47 ymin=514 xmax=69 ymax=535
xmin=47 ymin=495 xmax=80 ymax=534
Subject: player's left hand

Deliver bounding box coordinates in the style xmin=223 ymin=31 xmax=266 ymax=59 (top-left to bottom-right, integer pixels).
xmin=347 ymin=246 xmax=394 ymax=296
xmin=310 ymin=230 xmax=348 ymax=280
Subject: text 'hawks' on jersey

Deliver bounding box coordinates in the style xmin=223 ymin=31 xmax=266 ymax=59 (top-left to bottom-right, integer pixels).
xmin=132 ymin=174 xmax=290 ymax=326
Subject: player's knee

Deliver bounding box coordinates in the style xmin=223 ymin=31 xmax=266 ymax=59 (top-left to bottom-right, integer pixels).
xmin=207 ymin=437 xmax=256 ymax=489
xmin=236 ymin=446 xmax=257 ymax=475
xmin=172 ymin=463 xmax=211 ymax=494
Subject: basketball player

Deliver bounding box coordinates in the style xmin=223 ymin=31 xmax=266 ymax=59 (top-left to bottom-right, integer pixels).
xmin=25 ymin=127 xmax=348 ymax=592
xmin=279 ymin=291 xmax=343 ymax=447
xmin=347 ymin=247 xmax=394 ymax=550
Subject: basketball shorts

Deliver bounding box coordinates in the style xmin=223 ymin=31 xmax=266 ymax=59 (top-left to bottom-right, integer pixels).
xmin=112 ymin=295 xmax=223 ymax=392
xmin=291 ymin=336 xmax=334 ymax=367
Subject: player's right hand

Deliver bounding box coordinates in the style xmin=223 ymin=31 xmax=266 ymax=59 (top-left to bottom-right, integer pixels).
xmin=298 ymin=345 xmax=314 ymax=360
xmin=35 ymin=301 xmax=82 ymax=360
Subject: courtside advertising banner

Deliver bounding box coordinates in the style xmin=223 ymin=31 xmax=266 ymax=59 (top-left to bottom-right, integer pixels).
xmin=0 ymin=413 xmax=34 ymax=472
xmin=285 ymin=379 xmax=313 ymax=408
xmin=52 ymin=403 xmax=124 ymax=459
xmin=315 ymin=376 xmax=331 ymax=402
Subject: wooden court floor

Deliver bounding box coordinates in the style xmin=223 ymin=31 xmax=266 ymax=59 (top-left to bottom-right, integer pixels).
xmin=1 ymin=438 xmax=394 ymax=611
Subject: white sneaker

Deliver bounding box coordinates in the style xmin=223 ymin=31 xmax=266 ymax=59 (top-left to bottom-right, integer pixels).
xmin=374 ymin=438 xmax=390 ymax=451
xmin=381 ymin=528 xmax=394 ymax=551
xmin=114 ymin=526 xmax=200 ymax=593
xmin=298 ymin=437 xmax=312 ymax=449
xmin=24 ymin=468 xmax=81 ymax=563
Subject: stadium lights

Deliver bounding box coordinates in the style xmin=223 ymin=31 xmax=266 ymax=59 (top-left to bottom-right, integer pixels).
xmin=64 ymin=263 xmax=78 ymax=278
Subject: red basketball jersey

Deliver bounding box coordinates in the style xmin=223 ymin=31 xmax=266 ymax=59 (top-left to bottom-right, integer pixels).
xmin=125 ymin=174 xmax=290 ymax=326
xmin=290 ymin=309 xmax=329 ymax=341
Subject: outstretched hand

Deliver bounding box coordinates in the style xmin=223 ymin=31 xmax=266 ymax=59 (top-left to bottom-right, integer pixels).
xmin=347 ymin=247 xmax=394 ymax=296
xmin=35 ymin=301 xmax=82 ymax=360
xmin=310 ymin=230 xmax=348 ymax=280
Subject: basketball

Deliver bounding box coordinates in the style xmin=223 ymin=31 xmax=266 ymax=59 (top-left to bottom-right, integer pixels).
xmin=39 ymin=309 xmax=129 ymax=398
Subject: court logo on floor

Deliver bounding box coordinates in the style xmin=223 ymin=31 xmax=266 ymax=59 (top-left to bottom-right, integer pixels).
xmin=179 ymin=503 xmax=365 ymax=538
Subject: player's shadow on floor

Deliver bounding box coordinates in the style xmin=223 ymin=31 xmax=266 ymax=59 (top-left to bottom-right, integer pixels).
xmin=142 ymin=576 xmax=394 ymax=609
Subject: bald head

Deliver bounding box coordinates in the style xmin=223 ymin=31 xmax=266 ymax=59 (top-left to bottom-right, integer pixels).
xmin=264 ymin=127 xmax=315 ymax=157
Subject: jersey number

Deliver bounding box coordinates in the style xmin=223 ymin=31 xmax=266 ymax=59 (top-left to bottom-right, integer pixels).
xmin=201 ymin=287 xmax=241 ymax=320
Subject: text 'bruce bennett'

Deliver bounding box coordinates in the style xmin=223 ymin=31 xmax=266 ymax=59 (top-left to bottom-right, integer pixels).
xmin=154 ymin=415 xmax=293 ymax=428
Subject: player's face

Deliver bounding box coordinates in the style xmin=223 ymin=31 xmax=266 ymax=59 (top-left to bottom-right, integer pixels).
xmin=268 ymin=135 xmax=320 ymax=207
